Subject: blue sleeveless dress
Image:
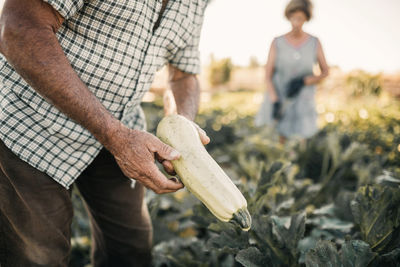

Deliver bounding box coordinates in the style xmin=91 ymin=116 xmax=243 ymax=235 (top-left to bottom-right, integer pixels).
xmin=255 ymin=34 xmax=319 ymax=138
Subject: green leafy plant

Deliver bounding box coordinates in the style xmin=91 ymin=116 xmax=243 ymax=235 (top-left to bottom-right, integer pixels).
xmin=346 ymin=70 xmax=383 ymax=96
xmin=70 ymin=96 xmax=400 ymax=267
xmin=351 ymin=184 xmax=400 ymax=253
xmin=208 ymin=57 xmax=233 ymax=86
xmin=305 ymin=240 xmax=376 ymax=267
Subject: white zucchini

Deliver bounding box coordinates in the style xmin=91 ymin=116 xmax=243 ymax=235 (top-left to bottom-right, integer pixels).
xmin=156 ymin=114 xmax=251 ymax=231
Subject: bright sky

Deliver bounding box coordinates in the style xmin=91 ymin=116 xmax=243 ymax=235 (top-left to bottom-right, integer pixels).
xmin=0 ymin=0 xmax=398 ymax=73
xmin=199 ymin=0 xmax=400 ymax=73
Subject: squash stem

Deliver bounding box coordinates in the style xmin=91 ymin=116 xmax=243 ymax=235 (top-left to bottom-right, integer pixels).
xmin=232 ymin=208 xmax=252 ymax=231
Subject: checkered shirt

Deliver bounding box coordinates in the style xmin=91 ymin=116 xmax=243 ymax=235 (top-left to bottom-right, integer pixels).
xmin=0 ymin=0 xmax=207 ymax=188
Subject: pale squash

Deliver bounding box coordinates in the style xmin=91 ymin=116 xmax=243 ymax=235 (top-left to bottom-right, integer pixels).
xmin=156 ymin=114 xmax=252 ymax=231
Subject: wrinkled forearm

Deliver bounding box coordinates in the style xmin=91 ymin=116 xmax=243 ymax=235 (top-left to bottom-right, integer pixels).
xmin=0 ymin=19 xmax=122 ymax=151
xmin=169 ymin=74 xmax=200 ymax=121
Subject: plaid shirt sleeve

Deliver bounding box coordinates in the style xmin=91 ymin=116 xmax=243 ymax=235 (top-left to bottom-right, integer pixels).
xmin=43 ymin=0 xmax=85 ymax=19
xmin=169 ymin=5 xmax=206 ymax=74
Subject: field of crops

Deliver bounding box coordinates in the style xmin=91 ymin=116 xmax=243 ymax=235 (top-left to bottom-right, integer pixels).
xmin=69 ymin=89 xmax=400 ymax=267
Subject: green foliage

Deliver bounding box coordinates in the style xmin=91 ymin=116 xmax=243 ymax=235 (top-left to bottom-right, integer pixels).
xmin=341 ymin=240 xmax=377 ymax=267
xmin=252 ymin=213 xmax=306 ymax=266
xmin=208 ymin=57 xmax=233 ymax=86
xmin=305 ymin=240 xmax=342 ymax=267
xmin=346 ymin=71 xmax=383 ymax=96
xmin=70 ymin=97 xmax=400 ymax=266
xmin=305 ymin=240 xmax=376 ymax=267
xmin=70 ymin=188 xmax=91 ymax=267
xmin=351 ymin=184 xmax=400 ymax=253
xmin=235 ymin=247 xmax=269 ymax=267
xmin=370 ymin=248 xmax=400 ymax=266
xmin=143 ymin=101 xmax=400 ymax=266
xmin=329 ymin=110 xmax=400 ymax=168
xmin=69 ymin=238 xmax=91 ymax=267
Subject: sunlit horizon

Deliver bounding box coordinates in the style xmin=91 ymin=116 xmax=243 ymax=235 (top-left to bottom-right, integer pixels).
xmin=1 ymin=0 xmax=399 ymax=73
xmin=199 ymin=0 xmax=400 ymax=74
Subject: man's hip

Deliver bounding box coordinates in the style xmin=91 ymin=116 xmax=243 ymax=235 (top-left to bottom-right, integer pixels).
xmin=0 ymin=139 xmax=152 ymax=267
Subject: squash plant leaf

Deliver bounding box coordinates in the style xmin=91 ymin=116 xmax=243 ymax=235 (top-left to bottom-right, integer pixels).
xmin=305 ymin=240 xmax=341 ymax=267
xmin=305 ymin=240 xmax=376 ymax=267
xmin=340 ymin=240 xmax=376 ymax=267
xmin=351 ymin=184 xmax=400 ymax=253
xmin=207 ymin=222 xmax=249 ymax=253
xmin=235 ymin=247 xmax=269 ymax=267
xmin=370 ymin=248 xmax=400 ymax=267
xmin=252 ymin=212 xmax=306 ymax=266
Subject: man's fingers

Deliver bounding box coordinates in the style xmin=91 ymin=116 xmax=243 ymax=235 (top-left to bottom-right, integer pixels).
xmin=146 ymin=163 xmax=184 ymax=194
xmin=149 ymin=136 xmax=180 ymax=161
xmin=155 ymin=153 xmax=164 ymax=163
xmin=199 ymin=130 xmax=210 ymax=145
xmin=192 ymin=123 xmax=210 ymax=145
xmin=162 ymin=160 xmax=176 ymax=175
xmin=141 ymin=175 xmax=182 ymax=194
xmin=140 ymin=178 xmax=177 ymax=194
xmin=156 ymin=153 xmax=176 ymax=175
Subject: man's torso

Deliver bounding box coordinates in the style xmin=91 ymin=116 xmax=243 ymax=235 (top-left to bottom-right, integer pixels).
xmin=0 ymin=0 xmax=207 ymax=188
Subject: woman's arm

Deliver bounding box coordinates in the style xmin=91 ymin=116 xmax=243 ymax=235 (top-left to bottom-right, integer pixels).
xmin=304 ymin=39 xmax=329 ymax=85
xmin=265 ymin=40 xmax=279 ymax=102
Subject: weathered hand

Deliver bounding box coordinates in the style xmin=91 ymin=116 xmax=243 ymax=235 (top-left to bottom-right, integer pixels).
xmin=111 ymin=127 xmax=184 ymax=194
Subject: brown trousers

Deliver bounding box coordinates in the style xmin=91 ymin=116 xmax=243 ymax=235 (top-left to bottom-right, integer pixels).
xmin=0 ymin=140 xmax=152 ymax=267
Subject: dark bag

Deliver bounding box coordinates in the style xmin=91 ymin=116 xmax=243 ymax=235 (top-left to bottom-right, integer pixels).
xmin=286 ymin=76 xmax=305 ymax=98
xmin=272 ymin=101 xmax=283 ymax=120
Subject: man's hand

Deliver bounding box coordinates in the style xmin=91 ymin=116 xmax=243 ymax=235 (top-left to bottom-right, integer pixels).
xmin=109 ymin=121 xmax=209 ymax=193
xmin=109 ymin=126 xmax=185 ymax=194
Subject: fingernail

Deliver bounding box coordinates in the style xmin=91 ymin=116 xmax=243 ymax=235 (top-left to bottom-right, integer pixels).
xmin=170 ymin=150 xmax=180 ymax=158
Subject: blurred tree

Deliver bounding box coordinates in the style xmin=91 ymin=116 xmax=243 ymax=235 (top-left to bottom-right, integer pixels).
xmin=346 ymin=70 xmax=382 ymax=96
xmin=248 ymin=56 xmax=260 ymax=68
xmin=208 ymin=56 xmax=233 ymax=86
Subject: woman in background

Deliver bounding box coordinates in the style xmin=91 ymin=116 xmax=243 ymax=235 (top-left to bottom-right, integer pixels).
xmin=255 ymin=0 xmax=329 ymax=143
